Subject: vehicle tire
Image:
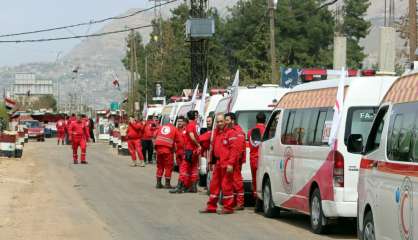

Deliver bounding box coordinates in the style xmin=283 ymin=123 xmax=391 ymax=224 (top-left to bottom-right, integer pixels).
xmin=310 ymin=188 xmax=327 ymax=234
xmin=262 ymin=179 xmax=279 ymax=218
xmin=255 ymin=197 xmax=263 ymax=212
xmin=362 ymin=211 xmax=375 ymax=240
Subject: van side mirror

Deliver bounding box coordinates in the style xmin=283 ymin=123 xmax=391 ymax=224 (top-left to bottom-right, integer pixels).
xmin=347 ymin=134 xmax=364 ymax=153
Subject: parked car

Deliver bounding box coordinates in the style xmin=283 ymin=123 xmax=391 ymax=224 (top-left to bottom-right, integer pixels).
xmin=354 ymin=73 xmax=418 ymax=240
xmin=22 ymin=120 xmax=45 ymax=141
xmin=256 ymin=74 xmax=397 ymax=233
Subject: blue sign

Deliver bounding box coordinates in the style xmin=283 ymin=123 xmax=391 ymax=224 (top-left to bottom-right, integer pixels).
xmin=280 ymin=67 xmax=300 ymax=88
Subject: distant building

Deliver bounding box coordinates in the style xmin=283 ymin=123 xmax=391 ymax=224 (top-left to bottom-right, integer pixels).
xmin=11 ymin=73 xmax=55 ymax=97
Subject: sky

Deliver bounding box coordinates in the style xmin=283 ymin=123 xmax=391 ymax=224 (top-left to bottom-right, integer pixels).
xmin=0 ymin=0 xmax=154 ymax=67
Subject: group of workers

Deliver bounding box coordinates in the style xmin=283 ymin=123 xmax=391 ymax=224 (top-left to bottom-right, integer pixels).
xmin=56 ymin=113 xmax=95 ymax=164
xmin=144 ymin=110 xmax=267 ymax=215
xmin=57 ymin=110 xmax=267 ymax=215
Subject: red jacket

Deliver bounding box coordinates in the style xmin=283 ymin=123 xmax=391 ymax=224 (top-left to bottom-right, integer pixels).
xmin=211 ymin=127 xmax=240 ymax=168
xmin=143 ymin=120 xmax=158 ymax=140
xmin=185 ymin=120 xmax=199 ymax=150
xmin=177 ymin=126 xmax=187 ymax=155
xmin=127 ymin=121 xmax=144 ymax=140
xmin=56 ymin=119 xmax=65 ymax=132
xmin=233 ymin=124 xmax=246 ymax=165
xmin=69 ymin=120 xmax=90 ymax=140
xmin=199 ymin=130 xmax=212 ymax=152
xmin=248 ymin=123 xmax=266 ymax=165
xmin=155 ymin=123 xmax=184 ymax=155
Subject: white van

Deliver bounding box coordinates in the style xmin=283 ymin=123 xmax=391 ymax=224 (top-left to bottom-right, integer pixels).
xmin=211 ymin=85 xmax=288 ymax=198
xmin=355 ymin=73 xmax=418 ymax=240
xmin=257 ymin=76 xmax=397 ymax=233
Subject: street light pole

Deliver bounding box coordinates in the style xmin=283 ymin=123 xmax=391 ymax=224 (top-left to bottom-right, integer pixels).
xmin=268 ymin=0 xmax=280 ymax=84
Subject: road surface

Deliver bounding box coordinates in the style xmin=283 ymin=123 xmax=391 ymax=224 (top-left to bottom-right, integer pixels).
xmin=0 ymin=140 xmax=357 ymax=240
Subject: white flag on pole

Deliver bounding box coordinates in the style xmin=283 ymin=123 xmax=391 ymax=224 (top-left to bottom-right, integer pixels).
xmin=199 ymin=78 xmax=209 ymax=127
xmin=142 ymin=101 xmax=148 ymax=119
xmin=229 ymin=69 xmax=240 ymax=112
xmin=232 ymin=69 xmax=240 ymax=88
xmin=191 ymin=84 xmax=199 ymax=109
xmin=328 ymin=68 xmax=346 ymax=149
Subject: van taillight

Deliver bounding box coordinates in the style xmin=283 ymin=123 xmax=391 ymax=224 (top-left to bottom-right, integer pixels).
xmin=332 ymin=151 xmax=344 ymax=187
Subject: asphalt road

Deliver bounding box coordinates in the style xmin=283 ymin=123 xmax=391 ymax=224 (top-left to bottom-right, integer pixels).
xmin=39 ymin=139 xmax=357 ymax=240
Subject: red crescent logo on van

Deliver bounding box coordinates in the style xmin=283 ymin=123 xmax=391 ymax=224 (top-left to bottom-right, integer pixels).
xmin=398 ymin=177 xmax=413 ymax=240
xmin=281 ymin=147 xmax=294 ymax=194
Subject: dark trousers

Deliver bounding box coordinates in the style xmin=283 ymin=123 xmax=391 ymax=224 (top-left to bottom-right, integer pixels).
xmin=141 ymin=140 xmax=154 ymax=163
xmin=90 ymin=131 xmax=96 ymax=143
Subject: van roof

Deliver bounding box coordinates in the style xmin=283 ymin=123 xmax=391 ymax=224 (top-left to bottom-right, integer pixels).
xmin=277 ymin=76 xmax=397 ymax=109
xmin=382 ymin=73 xmax=418 ymax=104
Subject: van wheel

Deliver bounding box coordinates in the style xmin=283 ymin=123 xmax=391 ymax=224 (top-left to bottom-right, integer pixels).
xmin=310 ymin=188 xmax=327 ymax=234
xmin=363 ymin=211 xmax=375 ymax=240
xmin=262 ymin=179 xmax=279 ymax=218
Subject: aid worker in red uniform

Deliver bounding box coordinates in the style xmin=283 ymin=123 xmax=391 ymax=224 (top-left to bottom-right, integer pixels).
xmin=200 ymin=113 xmax=240 ymax=214
xmin=154 ymin=122 xmax=184 ymax=189
xmin=56 ymin=118 xmax=66 ymax=145
xmin=248 ymin=112 xmax=266 ymax=198
xmin=225 ymin=112 xmax=246 ymax=210
xmin=127 ymin=116 xmax=145 ymax=167
xmin=142 ymin=116 xmax=157 ymax=164
xmin=169 ymin=116 xmax=188 ymax=193
xmin=68 ymin=114 xmax=90 ymax=164
xmin=179 ymin=111 xmax=201 ymax=193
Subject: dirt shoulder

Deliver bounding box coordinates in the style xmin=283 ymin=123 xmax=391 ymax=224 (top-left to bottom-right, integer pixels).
xmin=0 ymin=141 xmax=112 ymax=240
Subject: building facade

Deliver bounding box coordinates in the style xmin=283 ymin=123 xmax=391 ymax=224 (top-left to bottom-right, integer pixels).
xmin=11 ymin=73 xmax=55 ymax=97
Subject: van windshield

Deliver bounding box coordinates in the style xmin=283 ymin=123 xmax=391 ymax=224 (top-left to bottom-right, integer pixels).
xmin=236 ymin=111 xmax=272 ymax=134
xmin=345 ymin=107 xmax=378 ymax=147
xmin=25 ymin=121 xmax=41 ymax=128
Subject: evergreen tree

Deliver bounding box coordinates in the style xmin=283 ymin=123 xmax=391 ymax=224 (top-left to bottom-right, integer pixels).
xmin=342 ymin=0 xmax=371 ymax=68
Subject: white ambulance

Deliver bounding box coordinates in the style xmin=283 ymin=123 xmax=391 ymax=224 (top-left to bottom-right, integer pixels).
xmin=211 ymin=85 xmax=288 ymax=199
xmin=355 ymin=73 xmax=418 ymax=240
xmin=256 ymin=75 xmax=397 ymax=233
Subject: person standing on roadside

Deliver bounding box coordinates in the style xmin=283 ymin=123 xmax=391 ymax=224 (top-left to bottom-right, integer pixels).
xmin=180 ymin=111 xmax=201 ymax=193
xmin=154 ymin=122 xmax=184 ymax=189
xmin=169 ymin=116 xmax=188 ymax=193
xmin=56 ymin=117 xmax=66 ymax=145
xmin=142 ymin=116 xmax=157 ymax=164
xmin=127 ymin=116 xmax=145 ymax=167
xmin=199 ymin=113 xmax=239 ymax=214
xmin=89 ymin=118 xmax=96 ymax=143
xmin=225 ymin=112 xmax=246 ymax=210
xmin=68 ymin=114 xmax=90 ymax=164
xmin=248 ymin=112 xmax=266 ymax=199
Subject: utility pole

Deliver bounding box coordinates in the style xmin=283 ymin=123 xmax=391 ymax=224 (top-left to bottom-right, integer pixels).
xmin=409 ymin=0 xmax=417 ymax=61
xmin=268 ymin=0 xmax=279 ymax=84
xmin=190 ymin=0 xmax=209 ymax=87
xmin=129 ymin=30 xmax=135 ymax=115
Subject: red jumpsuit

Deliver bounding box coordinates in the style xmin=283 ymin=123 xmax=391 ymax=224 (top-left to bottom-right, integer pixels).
xmin=232 ymin=124 xmax=246 ymax=208
xmin=248 ymin=123 xmax=266 ymax=197
xmin=205 ymin=127 xmax=239 ymax=213
xmin=176 ymin=126 xmax=187 ymax=169
xmin=69 ymin=120 xmax=90 ymax=163
xmin=127 ymin=121 xmax=144 ymax=161
xmin=179 ymin=120 xmax=199 ymax=188
xmin=56 ymin=119 xmax=66 ymax=144
xmin=154 ymin=124 xmax=184 ymax=180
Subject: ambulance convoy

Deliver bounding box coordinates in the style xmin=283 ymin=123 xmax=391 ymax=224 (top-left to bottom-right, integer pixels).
xmin=256 ymin=75 xmax=398 ymax=234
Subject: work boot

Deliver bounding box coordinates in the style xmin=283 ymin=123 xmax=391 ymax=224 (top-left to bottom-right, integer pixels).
xmin=188 ymin=182 xmax=197 ymax=193
xmin=169 ymin=182 xmax=185 ymax=193
xmin=217 ymin=209 xmax=234 ymax=215
xmin=164 ymin=178 xmax=173 ymax=189
xmin=234 ymin=205 xmax=245 ymax=211
xmin=130 ymin=161 xmax=137 ymax=167
xmin=199 ymin=209 xmax=216 ymax=214
xmin=81 ymin=161 xmax=88 ymax=164
xmin=156 ymin=177 xmax=163 ymax=189
xmin=139 ymin=161 xmax=145 ymax=167
xmin=73 ymin=160 xmax=79 ymax=164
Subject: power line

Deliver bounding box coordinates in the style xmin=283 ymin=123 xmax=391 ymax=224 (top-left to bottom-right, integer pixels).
xmin=0 ymin=25 xmax=153 ymax=43
xmin=0 ymin=0 xmax=177 ymax=38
